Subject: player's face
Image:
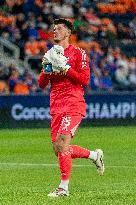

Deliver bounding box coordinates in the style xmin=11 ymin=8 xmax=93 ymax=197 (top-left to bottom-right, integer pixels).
xmin=53 ymin=24 xmax=70 ymax=42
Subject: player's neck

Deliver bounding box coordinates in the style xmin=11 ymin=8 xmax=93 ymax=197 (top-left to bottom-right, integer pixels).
xmin=56 ymin=39 xmax=70 ymax=49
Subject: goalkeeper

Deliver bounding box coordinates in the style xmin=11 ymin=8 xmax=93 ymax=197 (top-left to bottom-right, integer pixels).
xmin=38 ymin=18 xmax=104 ymax=197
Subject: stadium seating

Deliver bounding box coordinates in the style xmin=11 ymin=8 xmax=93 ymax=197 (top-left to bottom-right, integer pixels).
xmin=0 ymin=0 xmax=135 ymax=95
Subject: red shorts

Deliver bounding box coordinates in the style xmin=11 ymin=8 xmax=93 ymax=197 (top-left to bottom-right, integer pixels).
xmin=51 ymin=113 xmax=83 ymax=143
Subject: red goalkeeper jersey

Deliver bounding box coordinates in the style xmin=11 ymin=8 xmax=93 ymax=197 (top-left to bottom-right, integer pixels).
xmin=38 ymin=45 xmax=90 ymax=116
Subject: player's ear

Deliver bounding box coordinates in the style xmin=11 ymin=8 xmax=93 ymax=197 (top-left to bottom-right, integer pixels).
xmin=67 ymin=29 xmax=71 ymax=36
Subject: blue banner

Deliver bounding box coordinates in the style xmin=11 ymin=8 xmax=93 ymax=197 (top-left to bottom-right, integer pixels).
xmin=85 ymin=93 xmax=136 ymax=119
xmin=0 ymin=93 xmax=136 ymax=128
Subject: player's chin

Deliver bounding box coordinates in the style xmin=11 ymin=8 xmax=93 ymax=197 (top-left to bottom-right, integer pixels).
xmin=54 ymin=38 xmax=60 ymax=43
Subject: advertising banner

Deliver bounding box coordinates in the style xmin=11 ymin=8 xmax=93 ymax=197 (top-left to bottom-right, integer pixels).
xmin=0 ymin=94 xmax=136 ymax=128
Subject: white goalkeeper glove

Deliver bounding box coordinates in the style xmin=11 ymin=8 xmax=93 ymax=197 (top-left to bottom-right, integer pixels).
xmin=42 ymin=45 xmax=70 ymax=74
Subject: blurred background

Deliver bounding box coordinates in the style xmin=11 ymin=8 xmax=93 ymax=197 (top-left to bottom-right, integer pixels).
xmin=0 ymin=0 xmax=136 ymax=128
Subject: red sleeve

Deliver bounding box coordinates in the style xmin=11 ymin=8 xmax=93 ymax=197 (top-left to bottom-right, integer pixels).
xmin=66 ymin=48 xmax=90 ymax=86
xmin=38 ymin=69 xmax=50 ymax=89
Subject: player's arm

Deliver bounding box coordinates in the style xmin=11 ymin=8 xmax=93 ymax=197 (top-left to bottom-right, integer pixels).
xmin=38 ymin=69 xmax=50 ymax=89
xmin=66 ymin=49 xmax=90 ymax=86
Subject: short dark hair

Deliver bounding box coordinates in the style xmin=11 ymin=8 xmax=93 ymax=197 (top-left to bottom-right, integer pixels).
xmin=54 ymin=18 xmax=73 ymax=31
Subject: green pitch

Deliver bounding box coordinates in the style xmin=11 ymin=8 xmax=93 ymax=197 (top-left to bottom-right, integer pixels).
xmin=0 ymin=127 xmax=136 ymax=205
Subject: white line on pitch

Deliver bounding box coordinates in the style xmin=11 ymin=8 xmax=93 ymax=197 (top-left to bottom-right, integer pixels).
xmin=0 ymin=162 xmax=136 ymax=169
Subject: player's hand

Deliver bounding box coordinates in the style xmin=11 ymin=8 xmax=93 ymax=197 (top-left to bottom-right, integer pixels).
xmin=42 ymin=45 xmax=70 ymax=74
xmin=58 ymin=64 xmax=71 ymax=74
xmin=42 ymin=58 xmax=49 ymax=69
xmin=54 ymin=64 xmax=71 ymax=75
xmin=49 ymin=45 xmax=68 ymax=68
xmin=43 ymin=64 xmax=63 ymax=74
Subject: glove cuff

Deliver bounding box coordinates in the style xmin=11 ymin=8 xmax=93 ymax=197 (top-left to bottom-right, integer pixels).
xmin=43 ymin=64 xmax=53 ymax=73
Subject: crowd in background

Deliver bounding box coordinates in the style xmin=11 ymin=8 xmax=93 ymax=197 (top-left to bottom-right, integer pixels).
xmin=0 ymin=0 xmax=136 ymax=95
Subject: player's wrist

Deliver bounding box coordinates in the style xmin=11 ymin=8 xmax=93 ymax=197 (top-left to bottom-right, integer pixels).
xmin=43 ymin=64 xmax=53 ymax=74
